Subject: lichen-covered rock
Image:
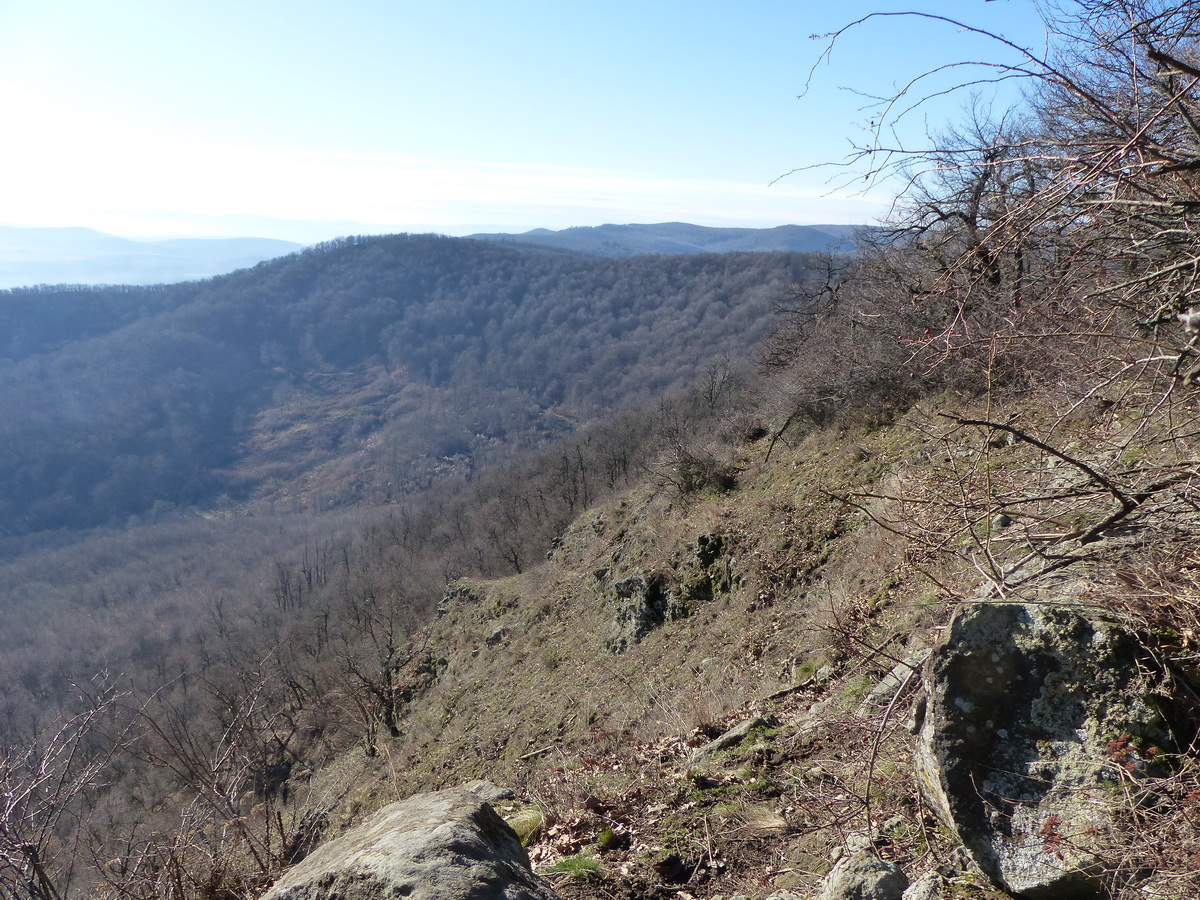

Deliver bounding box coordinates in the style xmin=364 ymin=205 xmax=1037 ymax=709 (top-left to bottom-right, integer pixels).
xmin=603 ymin=570 xmax=684 ymax=653
xmin=603 ymin=535 xmax=735 ymax=653
xmin=686 ymin=716 xmax=774 ymax=767
xmin=261 ymin=784 xmax=560 ymax=900
xmin=900 ymin=872 xmax=944 ymax=900
xmin=690 ymin=531 xmax=737 ymax=598
xmin=695 ymin=532 xmax=724 ymax=567
xmin=915 ymin=603 xmax=1174 ymax=898
xmin=462 ymin=780 xmax=514 ymax=803
xmin=815 ymin=850 xmax=907 ymax=900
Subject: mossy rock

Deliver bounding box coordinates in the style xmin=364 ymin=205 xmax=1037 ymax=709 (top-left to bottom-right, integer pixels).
xmin=505 ymin=806 xmax=549 ymax=847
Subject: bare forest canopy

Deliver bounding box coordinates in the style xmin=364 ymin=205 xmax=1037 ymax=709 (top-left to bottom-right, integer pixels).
xmin=0 ymin=234 xmax=830 ymax=539
xmin=0 ymin=231 xmax=834 ymax=900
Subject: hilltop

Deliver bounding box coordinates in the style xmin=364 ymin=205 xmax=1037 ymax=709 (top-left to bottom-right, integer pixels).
xmin=0 ymin=223 xmax=859 ymax=290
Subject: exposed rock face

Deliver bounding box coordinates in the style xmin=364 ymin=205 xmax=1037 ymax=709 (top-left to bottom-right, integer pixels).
xmin=915 ymin=603 xmax=1174 ymax=898
xmin=815 ymin=850 xmax=908 ymax=900
xmin=604 ymin=570 xmax=685 ymax=653
xmin=438 ymin=583 xmax=485 ymax=617
xmin=261 ymin=784 xmax=560 ymax=900
xmin=604 ymin=533 xmax=736 ymax=653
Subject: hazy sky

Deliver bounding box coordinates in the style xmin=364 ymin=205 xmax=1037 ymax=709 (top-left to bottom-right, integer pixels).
xmin=0 ymin=1 xmax=1050 ymax=243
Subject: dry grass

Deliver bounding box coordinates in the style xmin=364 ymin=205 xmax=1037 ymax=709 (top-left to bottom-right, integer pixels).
xmin=236 ymin=381 xmax=1196 ymax=898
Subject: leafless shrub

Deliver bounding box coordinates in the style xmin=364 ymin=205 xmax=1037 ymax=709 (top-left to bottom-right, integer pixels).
xmin=788 ymin=3 xmax=1200 ymax=892
xmin=80 ymin=672 xmax=340 ymax=900
xmin=778 ymin=4 xmax=1200 ymax=417
xmin=0 ymin=680 xmax=125 ymax=900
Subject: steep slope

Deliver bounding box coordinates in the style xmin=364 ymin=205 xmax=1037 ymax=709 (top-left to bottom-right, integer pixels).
xmin=10 ymin=330 xmax=1197 ymax=900
xmin=6 ymin=253 xmax=1200 ymax=899
xmin=286 ymin=409 xmax=934 ymax=898
xmin=291 ymin=389 xmax=1200 ymax=900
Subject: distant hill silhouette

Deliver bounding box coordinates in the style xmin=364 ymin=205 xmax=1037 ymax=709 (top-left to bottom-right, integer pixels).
xmin=468 ymin=222 xmax=866 ymax=257
xmin=0 ymin=225 xmax=302 ymax=288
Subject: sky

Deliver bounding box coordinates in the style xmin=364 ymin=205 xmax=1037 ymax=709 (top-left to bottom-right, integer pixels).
xmin=0 ymin=1 xmax=1054 ymax=244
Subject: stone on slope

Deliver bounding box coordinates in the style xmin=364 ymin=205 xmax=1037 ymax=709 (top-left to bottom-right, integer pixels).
xmin=687 ymin=716 xmax=773 ymax=767
xmin=915 ymin=602 xmax=1175 ymax=899
xmin=261 ymin=783 xmax=560 ymax=900
xmin=815 ymin=850 xmax=907 ymax=900
xmin=899 ymin=872 xmax=944 ymax=900
xmin=604 ymin=570 xmax=684 ymax=653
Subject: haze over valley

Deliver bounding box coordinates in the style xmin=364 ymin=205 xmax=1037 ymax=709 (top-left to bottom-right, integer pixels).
xmin=0 ymin=226 xmax=303 ymax=289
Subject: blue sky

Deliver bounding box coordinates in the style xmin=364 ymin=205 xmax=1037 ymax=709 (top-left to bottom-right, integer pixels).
xmin=0 ymin=1 xmax=1051 ymax=243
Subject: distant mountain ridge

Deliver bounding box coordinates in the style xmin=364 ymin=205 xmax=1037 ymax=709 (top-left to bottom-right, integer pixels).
xmin=468 ymin=222 xmax=865 ymax=257
xmin=0 ymin=223 xmax=863 ymax=288
xmin=0 ymin=226 xmax=303 ymax=288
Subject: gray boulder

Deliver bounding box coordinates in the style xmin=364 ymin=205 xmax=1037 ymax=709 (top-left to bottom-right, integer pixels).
xmin=858 ymin=649 xmax=930 ymax=715
xmin=462 ymin=780 xmax=515 ymax=804
xmin=261 ymin=784 xmax=560 ymax=900
xmin=815 ymin=850 xmax=907 ymax=900
xmin=900 ymin=872 xmax=943 ymax=900
xmin=915 ymin=603 xmax=1174 ymax=898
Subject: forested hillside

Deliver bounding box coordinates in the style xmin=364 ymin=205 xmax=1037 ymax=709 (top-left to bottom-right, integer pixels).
xmin=0 ymin=230 xmax=828 ymax=898
xmin=0 ymin=235 xmax=823 ymax=538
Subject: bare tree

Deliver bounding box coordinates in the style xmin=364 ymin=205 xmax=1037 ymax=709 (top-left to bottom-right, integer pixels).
xmin=771 ymin=2 xmax=1200 ymax=432
xmin=782 ymin=7 xmax=1200 ymax=893
xmin=0 ymin=683 xmax=124 ymax=900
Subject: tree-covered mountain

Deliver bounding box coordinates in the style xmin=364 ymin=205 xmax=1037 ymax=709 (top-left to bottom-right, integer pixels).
xmin=0 ymin=233 xmax=826 ymax=537
xmin=0 ymin=225 xmax=302 ymax=289
xmin=467 ymin=222 xmax=864 ymax=256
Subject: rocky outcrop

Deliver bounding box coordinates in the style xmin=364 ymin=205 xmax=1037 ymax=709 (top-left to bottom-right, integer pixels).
xmin=437 ymin=583 xmax=486 ymax=617
xmin=604 ymin=570 xmax=683 ymax=653
xmin=687 ymin=715 xmax=774 ymax=768
xmin=915 ymin=602 xmax=1176 ymax=898
xmin=261 ymin=783 xmax=560 ymax=900
xmin=603 ymin=533 xmax=737 ymax=653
